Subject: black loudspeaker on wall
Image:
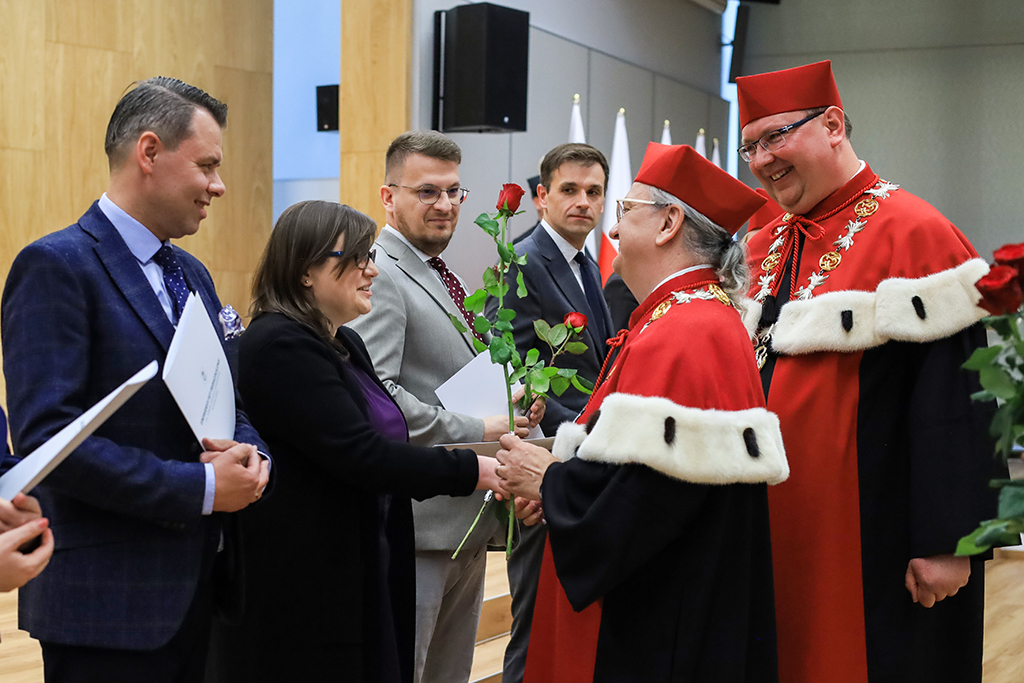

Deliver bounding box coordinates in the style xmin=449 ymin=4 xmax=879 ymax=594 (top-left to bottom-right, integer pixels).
xmin=316 ymin=85 xmax=339 ymax=132
xmin=433 ymin=3 xmax=529 ymax=133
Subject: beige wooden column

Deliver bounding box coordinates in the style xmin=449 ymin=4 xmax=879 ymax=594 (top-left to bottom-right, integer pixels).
xmin=340 ymin=0 xmax=413 ymax=227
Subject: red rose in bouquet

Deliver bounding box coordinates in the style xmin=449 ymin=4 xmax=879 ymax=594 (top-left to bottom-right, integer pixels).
xmin=994 ymin=242 xmax=1024 ymax=289
xmin=564 ymin=311 xmax=588 ymax=333
xmin=496 ymin=183 xmax=525 ymax=216
xmin=976 ymin=264 xmax=1023 ymax=316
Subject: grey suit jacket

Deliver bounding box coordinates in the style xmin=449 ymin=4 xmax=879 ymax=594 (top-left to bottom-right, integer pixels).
xmin=347 ymin=228 xmax=499 ymax=551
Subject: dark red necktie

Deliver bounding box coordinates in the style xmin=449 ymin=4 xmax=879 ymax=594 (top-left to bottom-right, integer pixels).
xmin=428 ymin=256 xmax=486 ymax=343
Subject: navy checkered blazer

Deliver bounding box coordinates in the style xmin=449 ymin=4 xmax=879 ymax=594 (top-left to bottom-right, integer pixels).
xmin=1 ymin=201 xmax=266 ymax=650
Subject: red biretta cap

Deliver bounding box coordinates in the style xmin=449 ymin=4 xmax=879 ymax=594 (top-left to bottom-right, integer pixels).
xmin=634 ymin=142 xmax=767 ymax=235
xmin=747 ymin=188 xmax=783 ymax=232
xmin=736 ymin=60 xmax=842 ymax=129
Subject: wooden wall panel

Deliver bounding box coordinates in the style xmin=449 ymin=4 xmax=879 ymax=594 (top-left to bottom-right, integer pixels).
xmin=45 ymin=0 xmax=132 ymax=52
xmin=340 ymin=0 xmax=412 ymax=227
xmin=219 ymin=0 xmax=274 ymax=74
xmin=0 ymin=0 xmax=45 ymax=151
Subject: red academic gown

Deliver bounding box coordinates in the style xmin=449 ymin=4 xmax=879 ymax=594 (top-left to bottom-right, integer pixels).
xmin=523 ymin=268 xmax=784 ymax=683
xmin=745 ymin=164 xmax=1002 ymax=683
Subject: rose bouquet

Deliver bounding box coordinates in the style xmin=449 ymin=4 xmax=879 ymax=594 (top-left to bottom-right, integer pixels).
xmin=956 ymin=242 xmax=1024 ymax=555
xmin=449 ymin=183 xmax=594 ymax=558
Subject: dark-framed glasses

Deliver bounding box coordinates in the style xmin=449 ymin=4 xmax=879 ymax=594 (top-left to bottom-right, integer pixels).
xmin=328 ymin=248 xmax=377 ymax=270
xmin=388 ymin=184 xmax=469 ymax=205
xmin=737 ymin=110 xmax=825 ymax=162
xmin=615 ymin=197 xmax=662 ymax=222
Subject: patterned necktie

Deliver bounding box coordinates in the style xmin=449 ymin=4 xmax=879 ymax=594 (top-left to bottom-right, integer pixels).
xmin=427 ymin=256 xmax=486 ymax=343
xmin=574 ymin=251 xmax=609 ymax=348
xmin=151 ymin=245 xmax=191 ymax=320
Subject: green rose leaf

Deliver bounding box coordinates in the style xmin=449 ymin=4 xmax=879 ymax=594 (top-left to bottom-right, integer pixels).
xmin=509 ymin=366 xmax=528 ymax=383
xmin=472 ymin=338 xmax=488 ymax=354
xmin=548 ymin=323 xmax=568 ymax=347
xmin=551 ymin=376 xmax=571 ymax=396
xmin=473 ymin=315 xmax=492 ymax=335
xmin=987 ymin=316 xmax=1015 ymax=339
xmin=525 ymin=348 xmax=540 ymax=366
xmin=488 ymin=336 xmax=513 ymax=365
xmin=998 ymin=485 xmax=1024 ymax=519
xmin=957 ymin=524 xmax=995 ymax=556
xmin=498 ymin=308 xmax=517 ymax=322
xmin=516 ymin=270 xmax=527 ymax=297
xmin=475 ymin=213 xmax=500 ymax=238
xmin=557 ymin=367 xmax=578 ymax=378
xmin=447 ymin=312 xmax=467 ymax=334
xmin=515 ymin=252 xmax=528 ymax=266
xmin=528 ymin=366 xmax=550 ymax=394
xmin=497 ymin=241 xmax=513 ymax=264
xmin=962 ymin=345 xmax=1002 ymax=370
xmin=533 ymin=319 xmax=551 ymax=342
xmin=571 ymin=374 xmax=594 ymax=394
xmin=494 ymin=319 xmax=513 ymax=334
xmin=979 ymin=365 xmax=1018 ymax=400
xmin=482 ymin=267 xmax=498 ymax=288
xmin=564 ymin=341 xmax=588 ymax=355
xmin=542 ymin=366 xmax=559 ymax=377
xmin=464 ymin=289 xmax=488 ymax=314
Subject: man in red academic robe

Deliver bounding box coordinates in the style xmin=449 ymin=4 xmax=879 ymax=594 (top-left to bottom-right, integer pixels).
xmin=736 ymin=60 xmax=1003 ymax=683
xmin=496 ymin=143 xmax=785 ymax=683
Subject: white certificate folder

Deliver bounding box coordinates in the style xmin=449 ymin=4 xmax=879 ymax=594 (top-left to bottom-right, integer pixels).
xmin=162 ymin=292 xmax=236 ymax=444
xmin=0 ymin=360 xmax=159 ymax=500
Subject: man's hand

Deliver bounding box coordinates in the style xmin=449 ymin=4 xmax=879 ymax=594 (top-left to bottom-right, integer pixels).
xmin=0 ymin=493 xmax=42 ymax=533
xmin=525 ymin=396 xmax=546 ymax=429
xmin=495 ymin=433 xmax=557 ymax=502
xmin=483 ymin=414 xmax=530 ymax=441
xmin=202 ymin=438 xmax=270 ymax=512
xmin=0 ymin=518 xmax=54 ymax=592
xmin=510 ymin=388 xmax=547 ymax=429
xmin=514 ymin=496 xmax=544 ymax=526
xmin=905 ymin=554 xmax=971 ymax=608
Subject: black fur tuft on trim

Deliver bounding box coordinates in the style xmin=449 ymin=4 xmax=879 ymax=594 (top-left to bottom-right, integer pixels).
xmin=841 ymin=309 xmax=853 ymax=332
xmin=743 ymin=428 xmax=760 ymax=458
xmin=663 ymin=416 xmax=676 ymax=445
xmin=585 ymin=410 xmax=601 ymax=434
xmin=911 ymin=295 xmax=927 ymax=320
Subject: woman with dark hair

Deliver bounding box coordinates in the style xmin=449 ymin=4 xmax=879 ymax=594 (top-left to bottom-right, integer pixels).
xmin=209 ymin=200 xmax=504 ymax=683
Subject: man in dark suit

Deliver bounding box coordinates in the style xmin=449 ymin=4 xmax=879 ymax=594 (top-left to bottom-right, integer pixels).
xmin=2 ymin=77 xmax=269 ymax=682
xmin=485 ymin=142 xmax=613 ymax=683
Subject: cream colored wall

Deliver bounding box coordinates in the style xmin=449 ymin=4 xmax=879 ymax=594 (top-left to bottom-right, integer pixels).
xmin=0 ymin=0 xmax=274 ymax=407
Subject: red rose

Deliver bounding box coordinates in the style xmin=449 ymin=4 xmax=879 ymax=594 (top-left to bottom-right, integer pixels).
xmin=994 ymin=242 xmax=1024 ymax=288
xmin=564 ymin=312 xmax=588 ymax=332
xmin=976 ymin=265 xmax=1023 ymax=316
xmin=496 ymin=183 xmax=526 ymax=215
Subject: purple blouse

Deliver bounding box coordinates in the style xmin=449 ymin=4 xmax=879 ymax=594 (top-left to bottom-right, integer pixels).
xmin=347 ymin=361 xmax=408 ymax=443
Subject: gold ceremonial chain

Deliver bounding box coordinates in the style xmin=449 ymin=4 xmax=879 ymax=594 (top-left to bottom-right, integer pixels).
xmin=752 ymin=179 xmax=900 ymax=369
xmin=641 ymin=282 xmax=730 ymax=334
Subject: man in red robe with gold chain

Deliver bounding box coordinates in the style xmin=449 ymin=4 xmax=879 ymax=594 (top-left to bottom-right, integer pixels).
xmin=495 ymin=143 xmax=786 ymax=682
xmin=737 ymin=60 xmax=1003 ymax=683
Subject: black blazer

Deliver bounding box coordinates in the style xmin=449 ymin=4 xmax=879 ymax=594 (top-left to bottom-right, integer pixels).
xmin=210 ymin=312 xmax=479 ymax=683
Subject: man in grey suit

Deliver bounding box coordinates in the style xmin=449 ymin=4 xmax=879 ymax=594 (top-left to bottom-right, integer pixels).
xmin=485 ymin=142 xmax=613 ymax=683
xmin=348 ymin=130 xmax=534 ymax=683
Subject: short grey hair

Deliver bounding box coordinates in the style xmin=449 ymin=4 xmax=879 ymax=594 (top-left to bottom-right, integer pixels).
xmin=642 ymin=184 xmax=750 ymax=302
xmin=105 ymin=77 xmax=227 ymax=168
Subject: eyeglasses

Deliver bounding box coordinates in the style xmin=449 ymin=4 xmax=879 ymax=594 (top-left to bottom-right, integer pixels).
xmin=737 ymin=110 xmax=825 ymax=162
xmin=615 ymin=198 xmax=663 ymax=222
xmin=388 ymin=184 xmax=469 ymax=205
xmin=328 ymin=248 xmax=377 ymax=270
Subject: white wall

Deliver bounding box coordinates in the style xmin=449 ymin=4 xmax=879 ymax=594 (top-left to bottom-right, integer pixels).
xmin=411 ymin=0 xmax=729 ymax=281
xmin=737 ymin=0 xmax=1024 ymax=257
